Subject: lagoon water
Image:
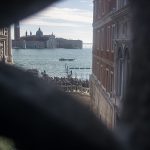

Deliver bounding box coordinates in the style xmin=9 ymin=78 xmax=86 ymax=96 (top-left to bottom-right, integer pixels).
xmin=13 ymin=48 xmax=92 ymax=79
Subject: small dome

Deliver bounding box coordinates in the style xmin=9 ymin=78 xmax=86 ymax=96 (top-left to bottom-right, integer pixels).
xmin=36 ymin=28 xmax=43 ymax=37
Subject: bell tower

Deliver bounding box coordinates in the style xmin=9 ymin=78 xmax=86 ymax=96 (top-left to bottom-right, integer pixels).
xmin=14 ymin=22 xmax=20 ymax=40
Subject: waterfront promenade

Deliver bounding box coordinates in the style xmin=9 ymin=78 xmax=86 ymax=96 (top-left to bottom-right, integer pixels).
xmin=40 ymin=71 xmax=90 ymax=95
xmin=26 ymin=69 xmax=91 ymax=107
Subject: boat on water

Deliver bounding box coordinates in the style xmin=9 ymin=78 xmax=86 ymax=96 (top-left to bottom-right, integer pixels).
xmin=59 ymin=58 xmax=75 ymax=61
xmin=69 ymin=67 xmax=91 ymax=69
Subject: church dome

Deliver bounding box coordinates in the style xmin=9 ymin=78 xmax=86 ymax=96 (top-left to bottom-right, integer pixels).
xmin=36 ymin=28 xmax=43 ymax=37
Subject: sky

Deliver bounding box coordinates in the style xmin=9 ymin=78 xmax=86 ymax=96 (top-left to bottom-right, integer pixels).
xmin=11 ymin=0 xmax=93 ymax=43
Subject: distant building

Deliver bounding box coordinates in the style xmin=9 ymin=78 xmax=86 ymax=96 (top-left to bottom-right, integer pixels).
xmin=12 ymin=24 xmax=83 ymax=49
xmin=12 ymin=27 xmax=56 ymax=49
xmin=0 ymin=27 xmax=13 ymax=63
xmin=90 ymin=0 xmax=131 ymax=128
xmin=47 ymin=33 xmax=57 ymax=49
xmin=56 ymin=38 xmax=82 ymax=49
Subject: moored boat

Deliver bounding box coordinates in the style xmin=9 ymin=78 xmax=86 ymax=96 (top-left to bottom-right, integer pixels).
xmin=59 ymin=58 xmax=75 ymax=61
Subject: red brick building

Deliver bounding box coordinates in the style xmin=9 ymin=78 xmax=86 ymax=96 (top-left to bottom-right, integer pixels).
xmin=90 ymin=0 xmax=131 ymax=128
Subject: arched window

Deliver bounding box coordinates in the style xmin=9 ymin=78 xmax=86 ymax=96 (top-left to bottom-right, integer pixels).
xmin=117 ymin=47 xmax=124 ymax=97
xmin=123 ymin=48 xmax=130 ymax=95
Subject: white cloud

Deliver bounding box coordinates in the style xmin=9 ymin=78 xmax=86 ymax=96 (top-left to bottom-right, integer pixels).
xmin=80 ymin=0 xmax=93 ymax=3
xmin=89 ymin=3 xmax=93 ymax=7
xmin=21 ymin=7 xmax=93 ymax=26
xmin=21 ymin=18 xmax=81 ymax=28
xmin=55 ymin=30 xmax=92 ymax=43
xmin=80 ymin=0 xmax=88 ymax=3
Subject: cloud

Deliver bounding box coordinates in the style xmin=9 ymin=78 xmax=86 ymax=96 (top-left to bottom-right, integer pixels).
xmin=21 ymin=18 xmax=82 ymax=28
xmin=80 ymin=0 xmax=93 ymax=3
xmin=55 ymin=30 xmax=92 ymax=43
xmin=89 ymin=3 xmax=93 ymax=7
xmin=80 ymin=0 xmax=88 ymax=3
xmin=21 ymin=7 xmax=93 ymax=26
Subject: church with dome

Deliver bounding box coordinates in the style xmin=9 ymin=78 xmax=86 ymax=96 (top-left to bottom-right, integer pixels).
xmin=36 ymin=28 xmax=43 ymax=37
xmin=12 ymin=23 xmax=82 ymax=49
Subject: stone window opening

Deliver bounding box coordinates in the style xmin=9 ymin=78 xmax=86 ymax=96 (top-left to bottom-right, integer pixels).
xmin=2 ymin=0 xmax=150 ymax=150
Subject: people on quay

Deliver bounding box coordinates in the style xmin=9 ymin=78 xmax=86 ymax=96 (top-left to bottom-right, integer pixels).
xmin=28 ymin=69 xmax=89 ymax=93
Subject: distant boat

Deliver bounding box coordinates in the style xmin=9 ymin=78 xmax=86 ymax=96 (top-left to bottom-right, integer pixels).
xmin=69 ymin=67 xmax=91 ymax=69
xmin=13 ymin=47 xmax=20 ymax=49
xmin=59 ymin=58 xmax=75 ymax=61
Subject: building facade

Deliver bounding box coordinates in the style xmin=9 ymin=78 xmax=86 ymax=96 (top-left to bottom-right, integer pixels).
xmin=12 ymin=28 xmax=57 ymax=49
xmin=90 ymin=0 xmax=131 ymax=128
xmin=47 ymin=33 xmax=57 ymax=49
xmin=0 ymin=27 xmax=13 ymax=64
xmin=12 ymin=24 xmax=83 ymax=49
xmin=56 ymin=38 xmax=82 ymax=49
